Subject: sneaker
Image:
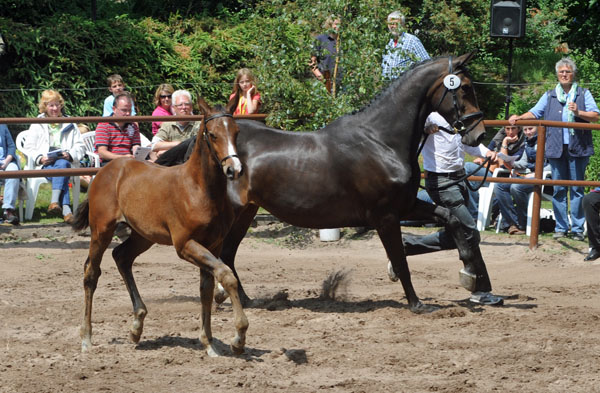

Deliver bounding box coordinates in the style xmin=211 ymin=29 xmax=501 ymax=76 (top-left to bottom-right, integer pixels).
xmin=3 ymin=209 xmax=19 ymax=225
xmin=553 ymin=231 xmax=566 ymax=239
xmin=47 ymin=202 xmax=62 ymax=216
xmin=571 ymin=232 xmax=585 ymax=242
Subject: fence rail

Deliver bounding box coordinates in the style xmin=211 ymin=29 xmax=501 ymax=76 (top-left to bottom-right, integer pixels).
xmin=2 ymin=115 xmax=599 ymax=249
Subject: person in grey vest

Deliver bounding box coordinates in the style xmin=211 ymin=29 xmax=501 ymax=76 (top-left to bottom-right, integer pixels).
xmin=509 ymin=57 xmax=599 ymax=241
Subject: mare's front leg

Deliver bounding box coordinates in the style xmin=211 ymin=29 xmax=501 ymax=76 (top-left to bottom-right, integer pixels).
xmin=81 ymin=228 xmax=115 ymax=352
xmin=112 ymin=232 xmax=154 ymax=344
xmin=177 ymin=239 xmax=249 ymax=356
xmin=216 ymin=204 xmax=259 ymax=306
xmin=376 ymin=220 xmax=426 ymax=312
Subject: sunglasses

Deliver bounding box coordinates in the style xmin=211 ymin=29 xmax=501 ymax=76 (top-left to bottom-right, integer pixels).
xmin=160 ymin=94 xmax=172 ymax=99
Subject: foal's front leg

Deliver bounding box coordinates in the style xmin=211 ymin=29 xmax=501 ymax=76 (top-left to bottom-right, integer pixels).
xmin=178 ymin=239 xmax=249 ymax=356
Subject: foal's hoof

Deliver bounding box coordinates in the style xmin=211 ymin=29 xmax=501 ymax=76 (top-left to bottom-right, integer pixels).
xmin=469 ymin=291 xmax=504 ymax=306
xmin=81 ymin=339 xmax=92 ymax=353
xmin=214 ymin=284 xmax=229 ymax=305
xmin=230 ymin=336 xmax=245 ymax=356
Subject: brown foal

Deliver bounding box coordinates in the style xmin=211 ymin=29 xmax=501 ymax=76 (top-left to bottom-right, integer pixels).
xmin=72 ymin=98 xmax=247 ymax=356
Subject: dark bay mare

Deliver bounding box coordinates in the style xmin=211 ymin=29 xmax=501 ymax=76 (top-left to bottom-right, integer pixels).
xmin=157 ymin=53 xmax=493 ymax=312
xmin=72 ymin=98 xmax=248 ymax=356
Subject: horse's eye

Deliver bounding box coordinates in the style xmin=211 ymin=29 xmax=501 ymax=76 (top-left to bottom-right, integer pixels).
xmin=209 ymin=132 xmax=217 ymax=140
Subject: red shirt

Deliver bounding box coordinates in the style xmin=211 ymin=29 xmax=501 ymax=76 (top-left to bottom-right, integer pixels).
xmin=95 ymin=121 xmax=141 ymax=162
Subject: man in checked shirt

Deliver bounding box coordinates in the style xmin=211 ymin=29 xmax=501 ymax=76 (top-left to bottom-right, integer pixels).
xmin=381 ymin=11 xmax=430 ymax=81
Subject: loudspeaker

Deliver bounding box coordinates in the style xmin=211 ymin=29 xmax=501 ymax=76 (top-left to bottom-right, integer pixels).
xmin=490 ymin=0 xmax=527 ymax=38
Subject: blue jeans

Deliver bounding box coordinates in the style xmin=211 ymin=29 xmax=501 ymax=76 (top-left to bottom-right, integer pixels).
xmin=43 ymin=158 xmax=71 ymax=206
xmin=403 ymin=172 xmax=480 ymax=254
xmin=1 ymin=161 xmax=20 ymax=210
xmin=549 ymin=146 xmax=589 ymax=233
xmin=495 ymin=181 xmax=534 ymax=230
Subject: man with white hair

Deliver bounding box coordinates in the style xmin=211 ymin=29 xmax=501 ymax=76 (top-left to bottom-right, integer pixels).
xmin=381 ymin=11 xmax=430 ymax=81
xmin=152 ymin=89 xmax=200 ymax=155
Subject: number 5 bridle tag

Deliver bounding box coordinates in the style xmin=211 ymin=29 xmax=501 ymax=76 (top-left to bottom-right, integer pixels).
xmin=443 ymin=74 xmax=461 ymax=90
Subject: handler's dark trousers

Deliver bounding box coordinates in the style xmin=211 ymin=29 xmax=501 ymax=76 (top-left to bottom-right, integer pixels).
xmin=582 ymin=191 xmax=600 ymax=251
xmin=403 ymin=170 xmax=480 ymax=255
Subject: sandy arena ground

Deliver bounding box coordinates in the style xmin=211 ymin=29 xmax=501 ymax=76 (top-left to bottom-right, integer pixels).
xmin=1 ymin=220 xmax=599 ymax=393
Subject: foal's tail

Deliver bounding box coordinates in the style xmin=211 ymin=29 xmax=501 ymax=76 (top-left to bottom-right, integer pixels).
xmin=72 ymin=199 xmax=90 ymax=231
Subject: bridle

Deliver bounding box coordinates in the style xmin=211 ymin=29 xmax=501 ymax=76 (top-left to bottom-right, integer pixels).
xmin=417 ymin=56 xmax=491 ymax=191
xmin=202 ymin=113 xmax=239 ymax=168
xmin=433 ymin=56 xmax=484 ymax=136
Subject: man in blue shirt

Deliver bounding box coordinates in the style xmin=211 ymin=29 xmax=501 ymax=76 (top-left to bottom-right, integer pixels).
xmin=381 ymin=11 xmax=430 ymax=81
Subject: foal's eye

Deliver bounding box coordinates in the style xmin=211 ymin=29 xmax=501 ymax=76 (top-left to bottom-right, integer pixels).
xmin=209 ymin=132 xmax=217 ymax=140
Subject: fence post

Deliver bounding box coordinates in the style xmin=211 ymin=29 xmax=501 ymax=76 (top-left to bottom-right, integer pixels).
xmin=529 ymin=124 xmax=546 ymax=250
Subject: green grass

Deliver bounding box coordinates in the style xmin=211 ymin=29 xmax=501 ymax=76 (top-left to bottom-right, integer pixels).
xmin=26 ymin=183 xmax=87 ymax=223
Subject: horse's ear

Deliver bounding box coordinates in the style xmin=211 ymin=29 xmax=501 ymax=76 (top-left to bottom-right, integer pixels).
xmin=197 ymin=97 xmax=211 ymax=116
xmin=225 ymin=94 xmax=238 ymax=115
xmin=455 ymin=52 xmax=476 ymax=67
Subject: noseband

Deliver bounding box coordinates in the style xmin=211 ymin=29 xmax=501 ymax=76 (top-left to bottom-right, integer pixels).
xmin=203 ymin=113 xmax=239 ymax=168
xmin=434 ymin=56 xmax=484 ymax=136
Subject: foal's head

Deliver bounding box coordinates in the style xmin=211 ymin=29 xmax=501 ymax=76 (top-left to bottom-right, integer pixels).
xmin=197 ymin=97 xmax=243 ymax=180
xmin=428 ymin=53 xmax=486 ymax=147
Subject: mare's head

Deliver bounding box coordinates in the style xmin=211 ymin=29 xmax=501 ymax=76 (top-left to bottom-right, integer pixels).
xmin=427 ymin=53 xmax=485 ymax=146
xmin=197 ymin=97 xmax=243 ymax=180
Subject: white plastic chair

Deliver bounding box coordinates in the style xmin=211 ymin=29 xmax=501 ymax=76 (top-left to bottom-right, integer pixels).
xmin=526 ymin=170 xmax=553 ymax=236
xmin=476 ymin=167 xmax=510 ymax=231
xmin=15 ymin=130 xmax=80 ymax=221
xmin=82 ymin=131 xmax=100 ymax=169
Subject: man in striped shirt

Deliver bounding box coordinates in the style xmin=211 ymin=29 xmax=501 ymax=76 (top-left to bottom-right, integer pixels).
xmin=95 ymin=92 xmax=141 ymax=166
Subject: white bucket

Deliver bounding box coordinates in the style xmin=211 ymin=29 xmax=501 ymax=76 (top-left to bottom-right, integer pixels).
xmin=319 ymin=228 xmax=340 ymax=242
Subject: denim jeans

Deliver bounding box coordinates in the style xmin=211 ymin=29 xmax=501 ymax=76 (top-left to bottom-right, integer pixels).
xmin=1 ymin=161 xmax=20 ymax=210
xmin=495 ymin=181 xmax=534 ymax=230
xmin=403 ymin=172 xmax=480 ymax=255
xmin=43 ymin=158 xmax=72 ymax=206
xmin=549 ymin=145 xmax=589 ymax=233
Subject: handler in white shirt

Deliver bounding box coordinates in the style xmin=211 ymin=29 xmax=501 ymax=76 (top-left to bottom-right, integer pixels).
xmin=401 ymin=112 xmax=496 ymax=254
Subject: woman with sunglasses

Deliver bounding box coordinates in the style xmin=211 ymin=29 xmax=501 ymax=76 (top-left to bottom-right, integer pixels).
xmin=151 ymin=84 xmax=175 ymax=135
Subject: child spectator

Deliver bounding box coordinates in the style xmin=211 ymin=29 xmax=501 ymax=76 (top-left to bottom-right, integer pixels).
xmin=229 ymin=68 xmax=261 ymax=115
xmin=103 ymin=74 xmax=137 ymax=117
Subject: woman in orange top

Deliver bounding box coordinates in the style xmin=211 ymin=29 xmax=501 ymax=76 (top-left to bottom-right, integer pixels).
xmin=229 ymin=68 xmax=261 ymax=115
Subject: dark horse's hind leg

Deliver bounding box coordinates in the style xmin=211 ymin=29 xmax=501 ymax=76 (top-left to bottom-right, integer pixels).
xmin=400 ymin=199 xmax=493 ymax=293
xmin=216 ymin=204 xmax=259 ymax=306
xmin=112 ymin=231 xmax=154 ymax=344
xmin=376 ymin=220 xmax=425 ymax=312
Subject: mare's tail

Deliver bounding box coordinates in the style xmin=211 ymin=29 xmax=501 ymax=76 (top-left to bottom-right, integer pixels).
xmin=72 ymin=199 xmax=90 ymax=231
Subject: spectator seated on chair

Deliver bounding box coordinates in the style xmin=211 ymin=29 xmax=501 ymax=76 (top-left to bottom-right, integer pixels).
xmin=494 ymin=126 xmax=551 ymax=235
xmin=151 ymin=89 xmax=200 ymax=158
xmin=95 ymin=92 xmax=141 ymax=166
xmin=465 ymin=124 xmax=525 ymax=222
xmin=23 ymin=90 xmax=85 ymax=224
xmin=0 ymin=124 xmax=20 ymax=225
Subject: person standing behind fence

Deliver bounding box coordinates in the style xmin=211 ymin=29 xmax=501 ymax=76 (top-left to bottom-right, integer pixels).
xmin=229 ymin=69 xmax=261 ymax=115
xmin=24 ymin=90 xmax=85 ymax=224
xmin=509 ymin=57 xmax=600 ymax=241
xmin=151 ymin=83 xmax=174 ymax=135
xmin=0 ymin=124 xmax=20 ymax=225
xmin=309 ymin=16 xmax=342 ymax=94
xmin=381 ymin=11 xmax=430 ymax=81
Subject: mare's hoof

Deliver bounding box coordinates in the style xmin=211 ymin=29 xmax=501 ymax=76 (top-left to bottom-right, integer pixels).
xmin=410 ymin=301 xmax=437 ymax=314
xmin=459 ymin=268 xmax=477 ymax=292
xmin=387 ymin=260 xmax=398 ymax=282
xmin=469 ymin=291 xmax=504 ymax=306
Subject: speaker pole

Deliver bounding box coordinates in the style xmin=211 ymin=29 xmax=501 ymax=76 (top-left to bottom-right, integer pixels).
xmin=504 ymin=37 xmax=514 ymax=119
